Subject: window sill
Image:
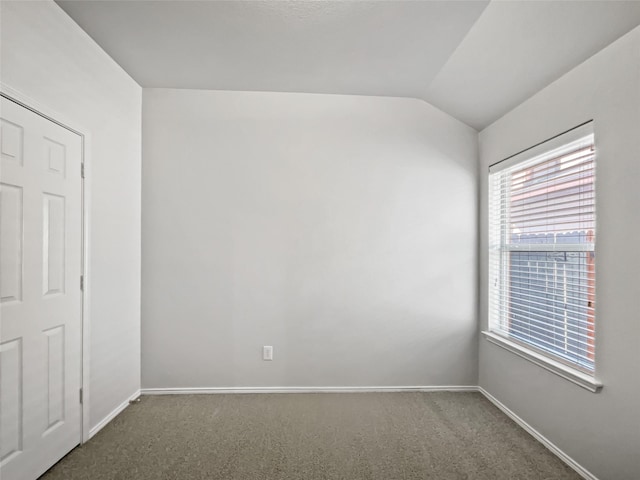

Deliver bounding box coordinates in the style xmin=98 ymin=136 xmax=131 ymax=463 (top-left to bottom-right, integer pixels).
xmin=482 ymin=331 xmax=603 ymax=393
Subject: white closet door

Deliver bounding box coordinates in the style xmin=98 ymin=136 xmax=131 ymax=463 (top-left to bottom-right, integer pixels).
xmin=1 ymin=97 xmax=82 ymax=480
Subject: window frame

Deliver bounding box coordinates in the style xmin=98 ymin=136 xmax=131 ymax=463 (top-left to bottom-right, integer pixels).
xmin=484 ymin=122 xmax=602 ymax=393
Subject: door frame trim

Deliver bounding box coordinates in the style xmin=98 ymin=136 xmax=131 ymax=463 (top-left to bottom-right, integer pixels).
xmin=1 ymin=83 xmax=92 ymax=444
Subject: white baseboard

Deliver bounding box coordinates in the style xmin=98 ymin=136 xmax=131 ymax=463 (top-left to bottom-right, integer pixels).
xmin=478 ymin=387 xmax=598 ymax=480
xmin=141 ymin=385 xmax=478 ymax=395
xmin=88 ymin=389 xmax=141 ymax=440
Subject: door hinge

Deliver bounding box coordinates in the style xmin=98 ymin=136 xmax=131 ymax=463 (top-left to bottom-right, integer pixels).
xmin=81 ymin=163 xmax=85 ymax=178
xmin=80 ymin=275 xmax=84 ymax=291
xmin=79 ymin=388 xmax=83 ymax=404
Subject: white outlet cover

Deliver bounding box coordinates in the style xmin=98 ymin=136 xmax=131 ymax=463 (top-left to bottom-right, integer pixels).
xmin=263 ymin=346 xmax=273 ymax=361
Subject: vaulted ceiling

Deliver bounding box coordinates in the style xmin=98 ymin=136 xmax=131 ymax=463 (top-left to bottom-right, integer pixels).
xmin=56 ymin=0 xmax=640 ymax=130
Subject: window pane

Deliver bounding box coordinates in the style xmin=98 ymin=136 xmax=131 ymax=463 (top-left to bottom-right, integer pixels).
xmin=489 ymin=125 xmax=596 ymax=372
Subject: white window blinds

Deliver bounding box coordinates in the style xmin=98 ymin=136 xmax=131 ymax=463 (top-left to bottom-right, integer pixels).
xmin=488 ymin=123 xmax=596 ymax=372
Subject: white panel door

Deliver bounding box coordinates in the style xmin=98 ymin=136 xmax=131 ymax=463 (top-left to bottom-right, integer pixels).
xmin=0 ymin=97 xmax=82 ymax=480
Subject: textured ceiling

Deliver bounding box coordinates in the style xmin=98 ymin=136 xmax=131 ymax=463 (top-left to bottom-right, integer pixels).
xmin=424 ymin=1 xmax=640 ymax=129
xmin=56 ymin=0 xmax=640 ymax=130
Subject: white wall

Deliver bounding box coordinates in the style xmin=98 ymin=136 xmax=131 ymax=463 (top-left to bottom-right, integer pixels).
xmin=142 ymin=89 xmax=478 ymax=389
xmin=478 ymin=27 xmax=640 ymax=479
xmin=1 ymin=1 xmax=142 ymax=430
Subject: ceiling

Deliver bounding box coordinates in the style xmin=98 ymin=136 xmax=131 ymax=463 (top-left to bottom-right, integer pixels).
xmin=56 ymin=0 xmax=640 ymax=130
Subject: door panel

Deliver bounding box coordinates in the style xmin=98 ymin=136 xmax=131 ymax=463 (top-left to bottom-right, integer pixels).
xmin=0 ymin=97 xmax=82 ymax=480
xmin=0 ymin=183 xmax=23 ymax=303
xmin=43 ymin=193 xmax=66 ymax=297
xmin=0 ymin=338 xmax=22 ymax=463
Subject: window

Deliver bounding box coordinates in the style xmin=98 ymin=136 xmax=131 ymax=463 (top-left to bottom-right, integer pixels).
xmin=488 ymin=123 xmax=597 ymax=379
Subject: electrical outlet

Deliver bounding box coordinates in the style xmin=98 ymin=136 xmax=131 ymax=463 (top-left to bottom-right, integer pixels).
xmin=263 ymin=346 xmax=273 ymax=361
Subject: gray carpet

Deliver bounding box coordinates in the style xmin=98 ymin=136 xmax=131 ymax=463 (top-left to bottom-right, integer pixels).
xmin=41 ymin=392 xmax=580 ymax=480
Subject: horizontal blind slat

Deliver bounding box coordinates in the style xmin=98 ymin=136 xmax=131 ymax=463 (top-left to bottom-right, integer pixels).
xmin=502 ymin=319 xmax=594 ymax=349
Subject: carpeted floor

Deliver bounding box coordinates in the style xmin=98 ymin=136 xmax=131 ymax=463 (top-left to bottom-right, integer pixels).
xmin=41 ymin=392 xmax=580 ymax=480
